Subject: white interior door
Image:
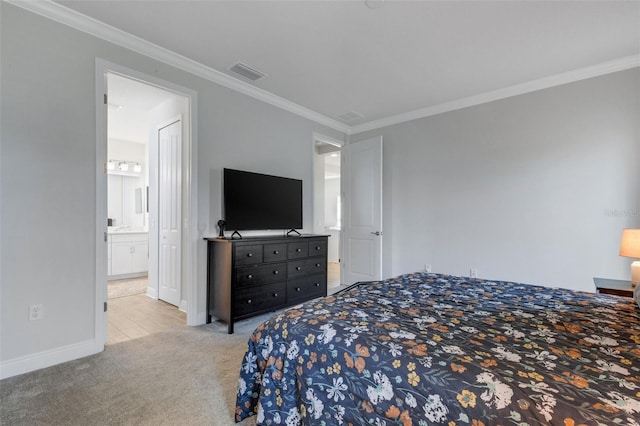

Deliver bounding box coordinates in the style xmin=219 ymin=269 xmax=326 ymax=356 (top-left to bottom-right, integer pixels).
xmin=158 ymin=118 xmax=182 ymax=306
xmin=341 ymin=136 xmax=383 ymax=285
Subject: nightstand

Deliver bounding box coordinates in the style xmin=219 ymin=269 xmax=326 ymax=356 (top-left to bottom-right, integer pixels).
xmin=593 ymin=277 xmax=634 ymax=298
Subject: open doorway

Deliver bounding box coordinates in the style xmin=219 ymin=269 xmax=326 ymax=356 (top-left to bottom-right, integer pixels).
xmin=313 ymin=135 xmax=343 ymax=290
xmin=104 ymin=72 xmax=188 ymax=344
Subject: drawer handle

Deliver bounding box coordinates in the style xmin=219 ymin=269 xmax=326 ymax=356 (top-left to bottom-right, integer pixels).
xmin=273 ymin=250 xmax=279 ymax=254
xmin=247 ymin=274 xmax=253 ymax=279
xmin=296 ymin=248 xmax=302 ymax=252
xmin=247 ymin=299 xmax=252 ymax=304
xmin=315 ymin=246 xmax=320 ymax=250
xmin=315 ymin=283 xmax=320 ymax=287
xmin=315 ymin=263 xmax=321 ymax=267
xmin=296 ymin=266 xmax=302 ymax=271
xmin=273 ymin=293 xmax=278 ymax=297
xmin=247 ymin=253 xmax=253 ymax=257
xmin=273 ymin=270 xmax=279 ymax=275
xmin=296 ymin=287 xmax=301 ymax=292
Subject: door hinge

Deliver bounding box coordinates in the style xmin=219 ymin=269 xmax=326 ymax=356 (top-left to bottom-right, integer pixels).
xmin=104 ymin=301 xmax=108 ymax=312
xmin=104 ymin=232 xmax=108 ymax=242
xmin=103 ymin=93 xmax=108 ymax=104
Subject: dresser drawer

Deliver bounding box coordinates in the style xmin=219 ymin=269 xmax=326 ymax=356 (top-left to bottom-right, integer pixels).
xmin=235 ymin=282 xmax=286 ymax=316
xmin=263 ymin=243 xmax=287 ymax=262
xmin=287 ymin=274 xmax=326 ymax=303
xmin=234 ymin=245 xmax=263 ymax=266
xmin=288 ymin=241 xmax=308 ymax=259
xmin=288 ymin=257 xmax=326 ymax=278
xmin=206 ymin=235 xmax=329 ymax=334
xmin=308 ymin=240 xmax=327 ymax=257
xmin=236 ymin=263 xmax=286 ymax=287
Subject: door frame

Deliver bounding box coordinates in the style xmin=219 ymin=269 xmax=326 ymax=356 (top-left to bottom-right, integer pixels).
xmin=312 ymin=132 xmax=344 ymax=283
xmin=95 ymin=59 xmax=200 ymax=348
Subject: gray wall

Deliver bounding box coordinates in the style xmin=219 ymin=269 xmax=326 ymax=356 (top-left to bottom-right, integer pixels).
xmin=0 ymin=3 xmax=345 ymax=365
xmin=352 ymin=68 xmax=640 ymax=290
xmin=2 ymin=1 xmax=638 ymax=374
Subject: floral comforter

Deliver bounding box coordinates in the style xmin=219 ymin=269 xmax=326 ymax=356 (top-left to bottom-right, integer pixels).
xmin=235 ymin=273 xmax=640 ymax=425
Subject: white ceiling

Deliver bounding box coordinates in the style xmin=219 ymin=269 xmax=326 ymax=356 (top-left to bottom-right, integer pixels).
xmin=55 ymin=1 xmax=640 ymax=131
xmin=107 ymin=73 xmax=177 ymax=143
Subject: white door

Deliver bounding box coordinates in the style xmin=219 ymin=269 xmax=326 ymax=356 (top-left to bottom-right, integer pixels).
xmin=341 ymin=136 xmax=383 ymax=285
xmin=158 ymin=119 xmax=182 ymax=306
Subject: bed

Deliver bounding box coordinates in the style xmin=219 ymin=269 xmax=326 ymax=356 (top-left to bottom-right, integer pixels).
xmin=235 ymin=273 xmax=640 ymax=425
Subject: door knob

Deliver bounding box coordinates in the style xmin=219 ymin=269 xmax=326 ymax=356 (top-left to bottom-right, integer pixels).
xmin=370 ymin=231 xmax=382 ymax=236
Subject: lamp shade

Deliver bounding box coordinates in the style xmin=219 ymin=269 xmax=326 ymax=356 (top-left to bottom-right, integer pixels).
xmin=619 ymin=229 xmax=640 ymax=258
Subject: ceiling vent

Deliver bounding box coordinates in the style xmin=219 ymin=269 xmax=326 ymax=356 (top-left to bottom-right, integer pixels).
xmin=228 ymin=62 xmax=267 ymax=81
xmin=336 ymin=111 xmax=365 ymax=123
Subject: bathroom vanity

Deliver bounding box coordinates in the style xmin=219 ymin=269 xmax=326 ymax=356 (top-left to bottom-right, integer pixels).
xmin=107 ymin=230 xmax=148 ymax=278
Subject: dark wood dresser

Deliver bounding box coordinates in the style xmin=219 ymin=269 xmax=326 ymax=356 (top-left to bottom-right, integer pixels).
xmin=206 ymin=234 xmax=329 ymax=333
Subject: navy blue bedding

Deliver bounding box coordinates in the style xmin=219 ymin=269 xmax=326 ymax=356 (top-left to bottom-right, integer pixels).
xmin=236 ymin=273 xmax=640 ymax=425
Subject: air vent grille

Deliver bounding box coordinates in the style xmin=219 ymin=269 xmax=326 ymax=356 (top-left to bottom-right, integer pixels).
xmin=336 ymin=111 xmax=365 ymax=123
xmin=228 ymin=62 xmax=267 ymax=81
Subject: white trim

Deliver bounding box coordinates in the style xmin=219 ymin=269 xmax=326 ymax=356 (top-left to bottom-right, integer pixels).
xmin=95 ymin=61 xmax=108 ymax=348
xmin=6 ymin=0 xmax=350 ymax=135
xmin=107 ymin=272 xmax=148 ymax=280
xmin=0 ymin=339 xmax=101 ymax=380
xmin=9 ymin=0 xmax=639 ymax=137
xmin=146 ymin=285 xmax=158 ymax=299
xmin=185 ymin=92 xmax=202 ymax=326
xmin=312 ymin=132 xmax=344 ymax=148
xmin=351 ymin=56 xmax=640 ymax=135
xmin=311 ymin=132 xmax=345 ymax=270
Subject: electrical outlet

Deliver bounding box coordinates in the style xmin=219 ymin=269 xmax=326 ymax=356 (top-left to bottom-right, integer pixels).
xmin=470 ymin=268 xmax=478 ymax=279
xmin=29 ymin=304 xmax=43 ymax=321
xmin=424 ymin=264 xmax=432 ymax=273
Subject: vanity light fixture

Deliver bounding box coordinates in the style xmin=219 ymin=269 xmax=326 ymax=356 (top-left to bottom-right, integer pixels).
xmin=108 ymin=160 xmax=142 ymax=174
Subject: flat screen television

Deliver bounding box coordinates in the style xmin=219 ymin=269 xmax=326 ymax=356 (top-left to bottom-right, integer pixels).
xmin=223 ymin=168 xmax=303 ymax=231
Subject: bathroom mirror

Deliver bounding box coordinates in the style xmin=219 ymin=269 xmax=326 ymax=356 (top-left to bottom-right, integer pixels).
xmin=108 ymin=173 xmax=146 ymax=229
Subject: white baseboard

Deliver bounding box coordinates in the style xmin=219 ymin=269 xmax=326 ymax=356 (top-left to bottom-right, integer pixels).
xmin=146 ymin=286 xmax=158 ymax=299
xmin=0 ymin=339 xmax=102 ymax=380
xmin=195 ymin=310 xmax=207 ymax=325
xmin=108 ymin=272 xmax=148 ymax=280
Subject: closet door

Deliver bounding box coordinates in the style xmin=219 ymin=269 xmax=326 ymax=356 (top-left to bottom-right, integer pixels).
xmin=158 ymin=118 xmax=182 ymax=307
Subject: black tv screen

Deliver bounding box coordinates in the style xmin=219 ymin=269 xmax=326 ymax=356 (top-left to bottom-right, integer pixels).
xmin=223 ymin=168 xmax=303 ymax=231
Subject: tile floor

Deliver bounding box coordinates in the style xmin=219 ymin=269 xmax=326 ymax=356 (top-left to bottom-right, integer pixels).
xmin=328 ymin=261 xmax=340 ymax=288
xmin=106 ymin=288 xmax=186 ymax=345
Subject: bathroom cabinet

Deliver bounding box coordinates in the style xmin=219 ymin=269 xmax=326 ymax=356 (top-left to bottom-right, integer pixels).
xmin=108 ymin=232 xmax=148 ymax=278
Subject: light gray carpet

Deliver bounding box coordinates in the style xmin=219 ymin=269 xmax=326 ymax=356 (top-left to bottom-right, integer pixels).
xmin=0 ymin=317 xmax=267 ymax=426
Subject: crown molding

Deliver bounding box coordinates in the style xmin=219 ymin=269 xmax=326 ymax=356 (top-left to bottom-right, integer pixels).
xmin=7 ymin=0 xmax=638 ymax=137
xmin=350 ymin=55 xmax=640 ymax=135
xmin=6 ymin=0 xmax=351 ymax=134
